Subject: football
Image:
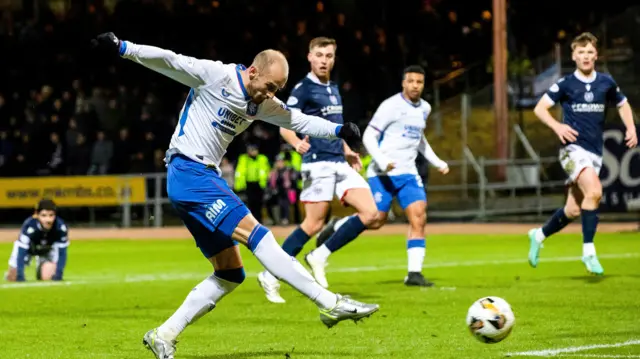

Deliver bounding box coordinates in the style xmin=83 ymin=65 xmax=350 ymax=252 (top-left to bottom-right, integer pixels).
xmin=466 ymin=296 xmax=515 ymax=343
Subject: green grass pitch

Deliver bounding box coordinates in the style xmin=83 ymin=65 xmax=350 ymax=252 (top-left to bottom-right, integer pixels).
xmin=1 ymin=232 xmax=639 ymax=358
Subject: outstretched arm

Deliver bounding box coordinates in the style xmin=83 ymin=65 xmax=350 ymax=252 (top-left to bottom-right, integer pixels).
xmin=262 ymin=99 xmax=360 ymax=144
xmin=92 ymin=33 xmax=224 ymax=89
xmin=120 ymin=42 xmax=224 ymax=88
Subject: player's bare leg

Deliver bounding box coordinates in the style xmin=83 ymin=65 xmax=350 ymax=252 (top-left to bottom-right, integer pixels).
xmin=403 ymin=201 xmax=433 ymax=287
xmin=235 ymin=213 xmax=378 ymax=327
xmin=575 ymin=168 xmax=604 ymax=275
xmin=145 ymin=246 xmax=245 ymax=359
xmin=37 ymin=261 xmax=57 ymax=281
xmin=4 ymin=266 xmax=17 ymax=281
xmin=258 ymin=201 xmax=330 ymax=303
xmin=528 ymin=185 xmax=582 ymax=267
xmin=306 ymin=188 xmax=382 ymax=288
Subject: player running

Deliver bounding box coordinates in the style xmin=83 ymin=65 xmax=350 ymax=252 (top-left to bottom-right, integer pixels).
xmin=528 ymin=32 xmax=637 ymax=275
xmin=257 ymin=37 xmax=382 ymax=303
xmin=348 ymin=65 xmax=448 ymax=287
xmin=90 ymin=32 xmax=379 ymax=359
xmin=4 ymin=199 xmax=69 ymax=282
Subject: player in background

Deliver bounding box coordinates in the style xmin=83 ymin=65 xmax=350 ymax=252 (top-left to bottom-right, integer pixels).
xmin=363 ymin=65 xmax=448 ymax=286
xmin=528 ymin=32 xmax=637 ymax=275
xmin=257 ymin=37 xmax=382 ymax=303
xmin=90 ymin=32 xmax=378 ymax=359
xmin=4 ymin=199 xmax=69 ymax=282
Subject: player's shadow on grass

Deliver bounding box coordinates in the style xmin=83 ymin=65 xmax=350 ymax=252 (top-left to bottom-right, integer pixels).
xmin=184 ymin=350 xmax=354 ymax=358
xmin=375 ymin=279 xmax=441 ymax=286
xmin=568 ymin=275 xmax=609 ymax=283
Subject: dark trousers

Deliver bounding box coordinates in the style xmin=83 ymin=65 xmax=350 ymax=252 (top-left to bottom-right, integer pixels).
xmin=246 ymin=182 xmax=264 ymax=222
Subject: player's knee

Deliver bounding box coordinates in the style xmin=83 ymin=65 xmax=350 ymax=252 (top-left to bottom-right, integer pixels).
xmin=564 ymin=204 xmax=581 ymax=219
xmin=411 ymin=211 xmax=427 ymax=229
xmin=583 ymin=187 xmax=602 ymax=204
xmin=302 ymin=218 xmax=325 ymax=235
xmin=214 ymin=267 xmax=246 ymax=284
xmin=360 ymin=210 xmax=381 ymax=229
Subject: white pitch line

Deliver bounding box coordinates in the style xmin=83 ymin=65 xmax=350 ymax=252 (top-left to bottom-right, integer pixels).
xmin=559 ymin=355 xmax=640 ymax=358
xmin=507 ymin=339 xmax=640 ymax=357
xmin=1 ymin=252 xmax=639 ymax=290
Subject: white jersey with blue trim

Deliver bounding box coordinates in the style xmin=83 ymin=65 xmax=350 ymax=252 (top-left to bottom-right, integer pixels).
xmin=120 ymin=41 xmax=341 ymax=167
xmin=363 ymin=93 xmax=447 ymax=177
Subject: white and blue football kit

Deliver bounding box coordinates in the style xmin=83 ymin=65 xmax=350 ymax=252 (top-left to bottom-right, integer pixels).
xmin=363 ymin=93 xmax=447 ymax=212
xmin=119 ymin=41 xmax=341 ymax=258
xmin=542 ymin=70 xmax=627 ymax=183
xmin=109 ymin=37 xmax=379 ymax=357
xmin=286 ymin=73 xmax=369 ymax=203
xmin=8 ymin=217 xmax=69 ymax=281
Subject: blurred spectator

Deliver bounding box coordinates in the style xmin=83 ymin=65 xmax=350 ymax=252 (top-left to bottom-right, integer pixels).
xmin=234 ymin=144 xmax=270 ymax=223
xmin=265 ymin=153 xmax=300 ymax=225
xmin=220 ymin=157 xmax=235 ymax=188
xmin=89 ymin=131 xmax=113 ymax=175
xmin=67 ymin=134 xmax=90 ymax=175
xmin=112 ymin=128 xmax=133 ymax=174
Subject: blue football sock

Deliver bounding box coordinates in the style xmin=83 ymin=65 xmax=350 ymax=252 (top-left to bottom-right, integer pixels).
xmin=281 ymin=226 xmax=311 ymax=257
xmin=324 ymin=215 xmax=366 ymax=253
xmin=541 ymin=208 xmax=572 ymax=238
xmin=581 ymin=209 xmax=598 ymax=244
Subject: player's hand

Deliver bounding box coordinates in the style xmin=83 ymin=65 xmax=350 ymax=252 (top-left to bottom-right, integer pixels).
xmin=625 ymin=127 xmax=637 ymax=148
xmin=384 ymin=163 xmax=396 ymax=173
xmin=438 ymin=166 xmax=450 ymax=175
xmin=345 ymin=151 xmax=362 ymax=172
xmin=90 ymin=32 xmax=122 ymax=55
xmin=337 ymin=123 xmax=361 ymax=144
xmin=552 ymin=123 xmax=579 ymax=144
xmin=295 ymin=136 xmax=311 ymax=154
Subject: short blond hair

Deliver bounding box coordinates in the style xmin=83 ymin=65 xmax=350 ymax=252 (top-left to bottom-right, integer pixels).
xmin=571 ymin=32 xmax=598 ymax=51
xmin=309 ymin=37 xmax=337 ymax=51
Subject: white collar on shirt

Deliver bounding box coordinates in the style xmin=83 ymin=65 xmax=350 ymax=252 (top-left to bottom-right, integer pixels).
xmin=574 ymin=70 xmax=597 ymax=83
xmin=306 ymin=72 xmax=330 ymax=86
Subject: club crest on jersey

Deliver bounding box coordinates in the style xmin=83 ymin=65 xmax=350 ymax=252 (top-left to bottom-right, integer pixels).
xmin=247 ymin=102 xmax=258 ymax=116
xmin=584 ymin=91 xmax=594 ymax=103
xmin=329 ymin=95 xmax=338 ymax=105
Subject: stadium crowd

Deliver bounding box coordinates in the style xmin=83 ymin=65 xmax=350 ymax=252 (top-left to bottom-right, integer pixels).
xmin=0 ymin=0 xmax=621 ymax=179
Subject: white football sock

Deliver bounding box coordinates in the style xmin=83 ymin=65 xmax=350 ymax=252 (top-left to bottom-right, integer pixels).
xmin=333 ymin=216 xmax=351 ymax=231
xmin=253 ymin=231 xmax=337 ymax=309
xmin=408 ymin=247 xmax=426 ymax=272
xmin=157 ymin=274 xmax=239 ymax=341
xmin=535 ymin=228 xmax=546 ymax=244
xmin=583 ymin=242 xmax=596 ymax=257
xmin=310 ymin=244 xmax=332 ymax=262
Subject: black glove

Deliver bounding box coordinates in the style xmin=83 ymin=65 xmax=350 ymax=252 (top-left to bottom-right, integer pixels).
xmin=90 ymin=32 xmax=122 ymax=55
xmin=337 ymin=122 xmax=361 ymax=146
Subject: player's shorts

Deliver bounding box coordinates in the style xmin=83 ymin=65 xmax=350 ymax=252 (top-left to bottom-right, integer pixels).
xmin=368 ymin=174 xmax=427 ymax=212
xmin=8 ymin=243 xmax=58 ymax=268
xmin=167 ymin=154 xmax=250 ymax=258
xmin=300 ymin=161 xmax=370 ymax=203
xmin=559 ymin=144 xmax=603 ymax=184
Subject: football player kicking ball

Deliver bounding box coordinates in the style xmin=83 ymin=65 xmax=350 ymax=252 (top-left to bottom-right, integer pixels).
xmin=528 ymin=32 xmax=637 ymax=275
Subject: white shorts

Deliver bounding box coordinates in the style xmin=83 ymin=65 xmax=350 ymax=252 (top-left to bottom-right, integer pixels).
xmin=300 ymin=161 xmax=370 ymax=203
xmin=8 ymin=242 xmax=58 ymax=268
xmin=559 ymin=144 xmax=603 ymax=183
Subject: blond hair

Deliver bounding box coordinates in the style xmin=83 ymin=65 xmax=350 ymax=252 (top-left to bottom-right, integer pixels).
xmin=571 ymin=32 xmax=598 ymax=51
xmin=309 ymin=37 xmax=337 ymax=51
